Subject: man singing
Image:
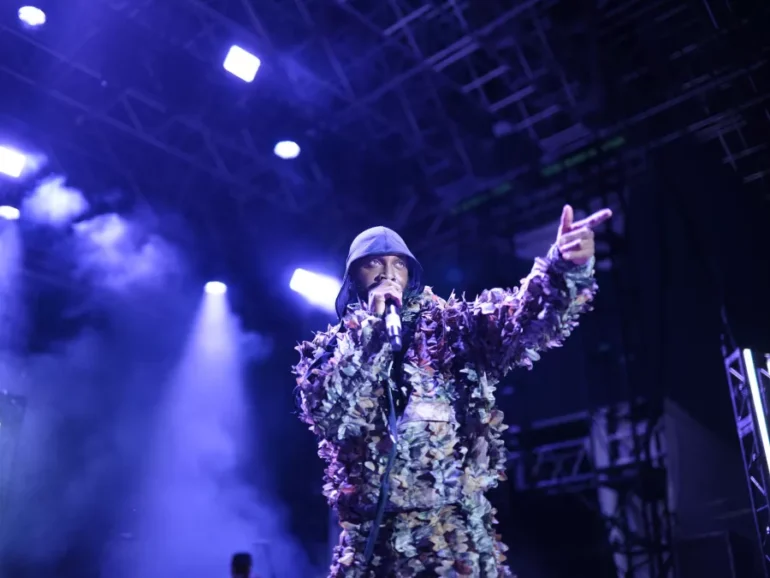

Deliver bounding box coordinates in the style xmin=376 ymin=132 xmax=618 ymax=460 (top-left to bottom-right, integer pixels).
xmin=294 ymin=205 xmax=612 ymax=576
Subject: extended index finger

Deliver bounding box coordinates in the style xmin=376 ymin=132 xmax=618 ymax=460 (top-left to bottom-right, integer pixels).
xmin=571 ymin=208 xmax=613 ymax=230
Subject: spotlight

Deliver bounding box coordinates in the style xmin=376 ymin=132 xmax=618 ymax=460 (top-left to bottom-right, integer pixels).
xmin=205 ymin=281 xmax=227 ymax=295
xmin=18 ymin=6 xmax=46 ymax=27
xmin=0 ymin=146 xmax=27 ymax=178
xmin=0 ymin=206 xmax=20 ymax=221
xmin=274 ymin=141 xmax=300 ymax=160
xmin=223 ymin=45 xmax=261 ymax=83
xmin=289 ymin=268 xmax=341 ymax=313
xmin=744 ymin=349 xmax=770 ymax=477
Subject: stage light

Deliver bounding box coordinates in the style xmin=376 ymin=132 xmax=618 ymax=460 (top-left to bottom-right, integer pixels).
xmin=274 ymin=141 xmax=300 ymax=160
xmin=744 ymin=349 xmax=770 ymax=477
xmin=290 ymin=268 xmax=341 ymax=313
xmin=18 ymin=6 xmax=46 ymax=27
xmin=205 ymin=281 xmax=227 ymax=295
xmin=223 ymin=45 xmax=261 ymax=83
xmin=0 ymin=206 xmax=20 ymax=220
xmin=0 ymin=146 xmax=27 ymax=178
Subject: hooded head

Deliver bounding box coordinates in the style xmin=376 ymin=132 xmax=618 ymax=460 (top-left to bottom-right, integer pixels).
xmin=334 ymin=226 xmax=424 ymax=319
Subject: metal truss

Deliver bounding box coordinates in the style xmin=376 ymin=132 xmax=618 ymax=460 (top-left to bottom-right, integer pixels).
xmin=0 ymin=2 xmax=347 ymax=218
xmin=95 ymin=0 xmax=460 ymax=221
xmin=92 ymin=0 xmax=508 ymax=235
xmin=119 ymin=0 xmax=441 ymax=154
xmin=395 ymin=0 xmax=770 ymax=255
xmin=1 ymin=0 xmax=766 ymax=258
xmin=694 ymin=0 xmax=770 ymax=198
xmin=84 ymin=0 xmax=593 ymax=226
xmin=318 ymin=0 xmax=593 ymax=229
xmin=724 ymin=347 xmax=770 ymax=578
xmin=507 ymin=399 xmax=674 ymax=578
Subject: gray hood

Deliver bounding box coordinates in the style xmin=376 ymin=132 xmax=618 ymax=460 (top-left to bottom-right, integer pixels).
xmin=334 ymin=226 xmax=423 ymax=319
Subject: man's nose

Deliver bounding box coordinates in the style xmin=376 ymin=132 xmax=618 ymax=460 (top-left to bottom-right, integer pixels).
xmin=376 ymin=269 xmax=396 ymax=282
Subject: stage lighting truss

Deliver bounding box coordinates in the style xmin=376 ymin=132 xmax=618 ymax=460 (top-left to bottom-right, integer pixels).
xmin=322 ymin=0 xmax=768 ymax=255
xmin=724 ymin=347 xmax=770 ymax=576
xmin=0 ymin=1 xmax=336 ymax=217
xmin=506 ymin=400 xmax=667 ymax=492
xmin=0 ymin=0 xmax=767 ymax=256
xmin=506 ymin=399 xmax=673 ymax=577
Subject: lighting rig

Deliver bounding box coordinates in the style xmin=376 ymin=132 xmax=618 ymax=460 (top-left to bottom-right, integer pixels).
xmin=507 ymin=398 xmax=673 ymax=578
xmin=724 ymin=347 xmax=770 ymax=578
xmin=1 ymin=0 xmax=767 ymax=258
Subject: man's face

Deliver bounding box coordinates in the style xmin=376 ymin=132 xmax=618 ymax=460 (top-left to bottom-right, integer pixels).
xmin=352 ymin=254 xmax=409 ymax=298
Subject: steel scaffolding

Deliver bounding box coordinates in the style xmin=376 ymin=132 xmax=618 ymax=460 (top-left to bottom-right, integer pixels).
xmin=403 ymin=0 xmax=769 ymax=255
xmin=724 ymin=347 xmax=770 ymax=577
xmin=2 ymin=0 xmax=765 ymax=253
xmin=0 ymin=6 xmax=316 ymax=210
xmin=507 ymin=400 xmax=674 ymax=578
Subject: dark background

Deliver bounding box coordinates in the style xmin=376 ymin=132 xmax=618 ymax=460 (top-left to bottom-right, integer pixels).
xmin=1 ymin=0 xmax=769 ymax=575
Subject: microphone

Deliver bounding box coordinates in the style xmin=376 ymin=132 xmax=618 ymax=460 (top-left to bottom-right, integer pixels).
xmin=384 ymin=300 xmax=402 ymax=352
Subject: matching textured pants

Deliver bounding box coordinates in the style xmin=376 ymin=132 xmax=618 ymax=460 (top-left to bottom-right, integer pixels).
xmin=328 ymin=503 xmax=513 ymax=577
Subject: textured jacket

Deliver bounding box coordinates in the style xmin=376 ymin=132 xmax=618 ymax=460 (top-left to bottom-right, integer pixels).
xmin=294 ymin=246 xmax=597 ymax=523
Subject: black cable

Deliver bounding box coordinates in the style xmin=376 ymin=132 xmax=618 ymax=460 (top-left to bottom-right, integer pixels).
xmin=362 ymin=382 xmax=398 ymax=566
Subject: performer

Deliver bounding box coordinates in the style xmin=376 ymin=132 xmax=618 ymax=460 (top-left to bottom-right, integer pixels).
xmin=294 ymin=205 xmax=612 ymax=577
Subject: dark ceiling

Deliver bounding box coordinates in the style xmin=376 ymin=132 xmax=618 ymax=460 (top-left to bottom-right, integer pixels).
xmin=0 ymin=0 xmax=767 ymax=278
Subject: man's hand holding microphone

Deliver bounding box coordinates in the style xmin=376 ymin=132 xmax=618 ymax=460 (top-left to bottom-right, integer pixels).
xmin=367 ymin=280 xmax=404 ymax=352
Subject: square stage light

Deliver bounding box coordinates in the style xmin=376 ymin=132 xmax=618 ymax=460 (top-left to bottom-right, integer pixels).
xmin=223 ymin=45 xmax=261 ymax=83
xmin=0 ymin=146 xmax=26 ymax=178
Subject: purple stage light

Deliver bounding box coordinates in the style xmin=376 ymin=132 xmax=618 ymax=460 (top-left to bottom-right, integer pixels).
xmin=0 ymin=206 xmax=20 ymax=220
xmin=18 ymin=6 xmax=46 ymax=27
xmin=205 ymin=281 xmax=227 ymax=295
xmin=223 ymin=45 xmax=261 ymax=83
xmin=274 ymin=141 xmax=300 ymax=160
xmin=289 ymin=268 xmax=341 ymax=313
xmin=0 ymin=146 xmax=27 ymax=178
xmin=744 ymin=349 xmax=770 ymax=477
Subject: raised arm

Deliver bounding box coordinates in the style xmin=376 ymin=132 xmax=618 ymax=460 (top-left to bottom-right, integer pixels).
xmin=293 ymin=309 xmax=390 ymax=442
xmin=443 ymin=206 xmax=611 ymax=380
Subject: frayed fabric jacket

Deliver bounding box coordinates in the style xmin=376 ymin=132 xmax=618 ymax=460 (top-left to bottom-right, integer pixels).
xmin=294 ymin=246 xmax=597 ymax=523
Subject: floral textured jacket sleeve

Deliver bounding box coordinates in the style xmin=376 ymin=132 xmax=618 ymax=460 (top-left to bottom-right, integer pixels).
xmin=445 ymin=245 xmax=597 ymax=375
xmin=294 ymin=308 xmax=398 ymax=520
xmin=294 ymin=310 xmax=390 ymax=443
xmin=439 ymin=244 xmax=598 ymax=489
